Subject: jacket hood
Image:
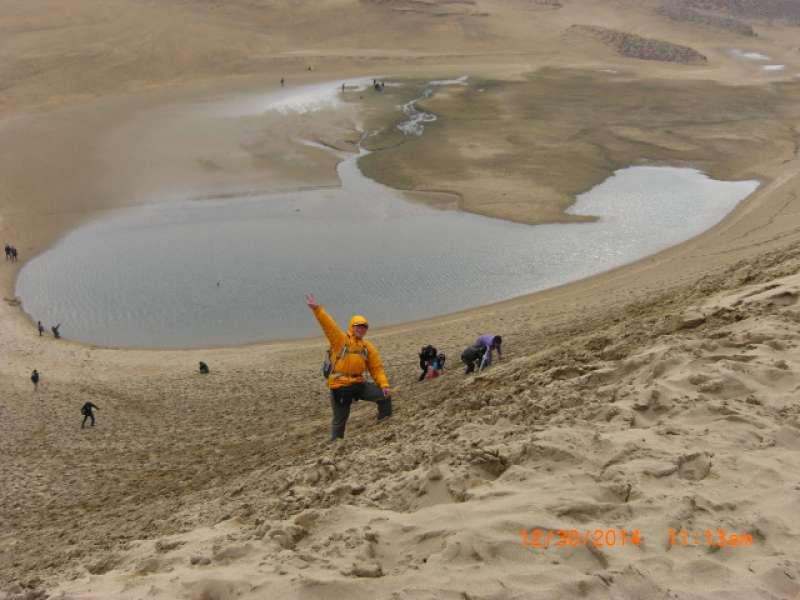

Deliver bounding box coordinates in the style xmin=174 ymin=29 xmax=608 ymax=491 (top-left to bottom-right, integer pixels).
xmin=348 ymin=314 xmax=369 ymax=334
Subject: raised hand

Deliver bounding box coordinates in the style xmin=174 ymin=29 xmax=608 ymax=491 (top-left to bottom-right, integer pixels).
xmin=305 ymin=293 xmax=319 ymax=310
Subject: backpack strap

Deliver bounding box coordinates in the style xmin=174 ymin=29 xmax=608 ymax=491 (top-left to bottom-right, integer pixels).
xmin=332 ymin=343 xmax=348 ymax=364
xmin=331 ymin=341 xmax=369 ymax=378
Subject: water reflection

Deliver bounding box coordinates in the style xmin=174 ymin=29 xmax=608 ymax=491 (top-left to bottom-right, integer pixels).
xmin=16 ymin=157 xmax=758 ymax=348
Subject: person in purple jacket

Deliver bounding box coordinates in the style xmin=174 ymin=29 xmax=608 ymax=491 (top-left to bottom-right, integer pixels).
xmin=460 ymin=335 xmax=502 ymax=374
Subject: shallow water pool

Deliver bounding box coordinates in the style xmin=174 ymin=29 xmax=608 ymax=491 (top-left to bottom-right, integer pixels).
xmin=16 ymin=155 xmax=758 ymax=348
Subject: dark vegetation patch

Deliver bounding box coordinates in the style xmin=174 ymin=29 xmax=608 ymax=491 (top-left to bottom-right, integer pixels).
xmin=683 ymin=0 xmax=800 ymax=22
xmin=569 ymin=25 xmax=708 ymax=64
xmin=656 ymin=2 xmax=755 ymax=36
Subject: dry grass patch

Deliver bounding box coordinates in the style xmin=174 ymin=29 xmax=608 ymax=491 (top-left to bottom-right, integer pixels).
xmin=357 ymin=68 xmax=800 ymax=224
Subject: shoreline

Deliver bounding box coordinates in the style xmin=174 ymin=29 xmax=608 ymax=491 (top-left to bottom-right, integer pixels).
xmin=3 ymin=69 xmax=784 ymax=351
xmin=7 ymin=136 xmax=764 ymax=351
xmin=6 ymin=167 xmax=771 ymax=354
xmin=3 ymin=57 xmax=796 ymax=296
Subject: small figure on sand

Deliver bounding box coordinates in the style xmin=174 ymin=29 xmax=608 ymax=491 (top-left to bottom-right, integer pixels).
xmin=198 ymin=361 xmax=210 ymax=374
xmin=31 ymin=369 xmax=40 ymax=391
xmin=422 ymin=351 xmax=446 ymax=380
xmin=306 ymin=293 xmax=391 ymax=440
xmin=51 ymin=323 xmax=61 ymax=339
xmin=81 ymin=402 xmax=99 ymax=428
xmin=418 ymin=344 xmax=438 ymax=382
xmin=37 ymin=321 xmax=44 ymax=336
xmin=4 ymin=244 xmax=10 ymax=261
xmin=461 ymin=335 xmax=502 ymax=374
xmin=11 ymin=247 xmax=17 ymax=262
xmin=426 ymin=351 xmax=446 ymax=379
xmin=280 ymin=77 xmax=284 ymax=87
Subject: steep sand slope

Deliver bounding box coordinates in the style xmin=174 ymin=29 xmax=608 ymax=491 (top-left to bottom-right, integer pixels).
xmin=3 ymin=0 xmax=800 ymax=598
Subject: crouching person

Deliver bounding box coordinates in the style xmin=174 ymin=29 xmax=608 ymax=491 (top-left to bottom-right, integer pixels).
xmin=305 ymin=293 xmax=391 ymax=440
xmin=461 ymin=334 xmax=502 ymax=374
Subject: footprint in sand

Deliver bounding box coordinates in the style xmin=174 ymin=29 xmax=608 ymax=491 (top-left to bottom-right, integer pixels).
xmin=677 ymin=452 xmax=713 ymax=480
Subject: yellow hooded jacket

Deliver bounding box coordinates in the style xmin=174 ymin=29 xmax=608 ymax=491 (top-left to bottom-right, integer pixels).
xmin=312 ymin=306 xmax=390 ymax=390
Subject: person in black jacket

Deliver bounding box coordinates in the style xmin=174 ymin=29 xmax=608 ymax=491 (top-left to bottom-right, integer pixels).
xmin=418 ymin=345 xmax=438 ymax=381
xmin=31 ymin=369 xmax=40 ymax=391
xmin=81 ymin=402 xmax=99 ymax=428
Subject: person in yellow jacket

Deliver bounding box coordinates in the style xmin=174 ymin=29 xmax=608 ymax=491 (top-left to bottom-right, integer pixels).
xmin=305 ymin=293 xmax=391 ymax=440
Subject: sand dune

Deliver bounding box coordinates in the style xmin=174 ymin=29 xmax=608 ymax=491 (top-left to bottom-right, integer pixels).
xmin=3 ymin=0 xmax=800 ymax=599
xmin=5 ymin=244 xmax=797 ymax=599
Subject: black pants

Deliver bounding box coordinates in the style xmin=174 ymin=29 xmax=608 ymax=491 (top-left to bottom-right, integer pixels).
xmin=418 ymin=361 xmax=429 ymax=382
xmin=461 ymin=345 xmax=484 ymax=374
xmin=330 ymin=382 xmax=391 ymax=440
xmin=82 ymin=413 xmax=95 ymax=428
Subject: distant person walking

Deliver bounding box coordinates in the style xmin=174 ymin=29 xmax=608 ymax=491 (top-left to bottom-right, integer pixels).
xmin=51 ymin=323 xmax=61 ymax=339
xmin=305 ymin=293 xmax=391 ymax=440
xmin=81 ymin=402 xmax=99 ymax=428
xmin=4 ymin=244 xmax=10 ymax=260
xmin=37 ymin=321 xmax=44 ymax=336
xmin=280 ymin=77 xmax=284 ymax=87
xmin=10 ymin=246 xmax=17 ymax=262
xmin=461 ymin=335 xmax=502 ymax=374
xmin=31 ymin=369 xmax=40 ymax=391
